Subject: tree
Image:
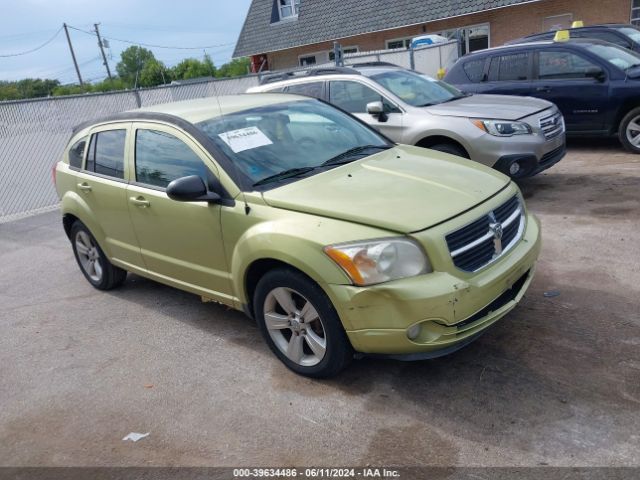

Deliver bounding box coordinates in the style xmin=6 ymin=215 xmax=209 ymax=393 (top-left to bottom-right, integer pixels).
xmin=0 ymin=78 xmax=60 ymax=100
xmin=138 ymin=58 xmax=169 ymax=87
xmin=171 ymin=54 xmax=216 ymax=80
xmin=216 ymin=57 xmax=250 ymax=78
xmin=116 ymin=46 xmax=159 ymax=87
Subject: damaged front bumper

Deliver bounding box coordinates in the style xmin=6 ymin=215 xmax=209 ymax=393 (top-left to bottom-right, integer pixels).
xmin=325 ymin=214 xmax=541 ymax=357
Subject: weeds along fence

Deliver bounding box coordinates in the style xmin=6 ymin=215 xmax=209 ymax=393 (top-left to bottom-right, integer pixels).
xmin=0 ymin=75 xmax=260 ymax=223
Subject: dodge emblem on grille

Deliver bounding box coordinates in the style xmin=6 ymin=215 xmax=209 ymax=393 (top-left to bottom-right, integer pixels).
xmin=488 ymin=213 xmax=503 ymax=255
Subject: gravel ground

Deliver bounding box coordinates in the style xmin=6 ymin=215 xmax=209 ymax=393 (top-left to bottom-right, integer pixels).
xmin=0 ymin=139 xmax=639 ymax=468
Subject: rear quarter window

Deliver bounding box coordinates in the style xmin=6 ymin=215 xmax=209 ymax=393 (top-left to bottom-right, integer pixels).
xmin=68 ymin=136 xmax=88 ymax=169
xmin=462 ymin=58 xmax=486 ymax=82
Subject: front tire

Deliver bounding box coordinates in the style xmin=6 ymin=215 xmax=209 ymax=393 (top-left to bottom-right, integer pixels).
xmin=619 ymin=107 xmax=640 ymax=154
xmin=253 ymin=268 xmax=352 ymax=378
xmin=70 ymin=221 xmax=126 ymax=290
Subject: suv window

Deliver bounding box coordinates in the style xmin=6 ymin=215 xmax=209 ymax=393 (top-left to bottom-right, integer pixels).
xmin=538 ymin=50 xmax=599 ymax=79
xmin=68 ymin=136 xmax=87 ymax=169
xmin=488 ymin=53 xmax=529 ymax=81
xmin=285 ymin=82 xmax=323 ymax=98
xmin=463 ymin=58 xmax=486 ymax=82
xmin=573 ymin=30 xmax=631 ymax=48
xmin=85 ymin=130 xmax=126 ymax=179
xmin=135 ymin=129 xmax=210 ymax=188
xmin=329 ymin=81 xmax=383 ymax=113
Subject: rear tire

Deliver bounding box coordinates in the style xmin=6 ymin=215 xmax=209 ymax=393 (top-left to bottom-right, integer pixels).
xmin=70 ymin=221 xmax=126 ymax=290
xmin=427 ymin=143 xmax=468 ymax=158
xmin=253 ymin=268 xmax=353 ymax=378
xmin=619 ymin=107 xmax=640 ymax=154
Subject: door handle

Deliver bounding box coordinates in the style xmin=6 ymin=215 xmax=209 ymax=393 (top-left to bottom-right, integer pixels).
xmin=536 ymin=86 xmax=552 ymax=93
xmin=77 ymin=182 xmax=92 ymax=192
xmin=129 ymin=196 xmax=150 ymax=207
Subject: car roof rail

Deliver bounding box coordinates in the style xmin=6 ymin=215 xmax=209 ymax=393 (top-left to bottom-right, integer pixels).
xmin=349 ymin=61 xmax=401 ymax=68
xmin=259 ymin=66 xmax=360 ymax=85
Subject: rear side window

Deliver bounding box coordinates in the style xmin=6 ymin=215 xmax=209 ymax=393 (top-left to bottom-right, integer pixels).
xmin=135 ymin=129 xmax=209 ymax=188
xmin=85 ymin=130 xmax=126 ymax=179
xmin=68 ymin=136 xmax=87 ymax=169
xmin=488 ymin=53 xmax=529 ymax=81
xmin=573 ymin=30 xmax=631 ymax=48
xmin=538 ymin=50 xmax=598 ymax=79
xmin=285 ymin=82 xmax=323 ymax=98
xmin=462 ymin=58 xmax=486 ymax=82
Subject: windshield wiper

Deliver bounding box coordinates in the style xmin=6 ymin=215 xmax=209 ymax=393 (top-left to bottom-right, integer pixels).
xmin=253 ymin=166 xmax=317 ymax=187
xmin=321 ymin=145 xmax=391 ymax=166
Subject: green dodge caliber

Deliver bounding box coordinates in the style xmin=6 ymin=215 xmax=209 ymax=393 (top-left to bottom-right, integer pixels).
xmin=54 ymin=93 xmax=541 ymax=377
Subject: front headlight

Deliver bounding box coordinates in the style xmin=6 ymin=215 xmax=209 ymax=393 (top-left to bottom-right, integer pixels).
xmin=472 ymin=119 xmax=532 ymax=137
xmin=324 ymin=238 xmax=432 ymax=286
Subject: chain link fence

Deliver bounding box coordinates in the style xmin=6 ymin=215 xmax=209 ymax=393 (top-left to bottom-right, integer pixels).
xmin=0 ymin=75 xmax=260 ymax=223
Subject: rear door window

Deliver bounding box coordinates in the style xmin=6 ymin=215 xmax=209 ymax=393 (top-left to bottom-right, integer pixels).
xmin=538 ymin=50 xmax=599 ymax=79
xmin=85 ymin=130 xmax=126 ymax=179
xmin=488 ymin=53 xmax=530 ymax=81
xmin=285 ymin=82 xmax=324 ymax=98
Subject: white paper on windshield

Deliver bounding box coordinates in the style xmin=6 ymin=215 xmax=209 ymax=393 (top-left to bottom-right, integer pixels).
xmin=218 ymin=126 xmax=272 ymax=153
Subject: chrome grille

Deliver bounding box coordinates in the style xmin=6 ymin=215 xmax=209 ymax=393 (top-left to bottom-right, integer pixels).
xmin=446 ymin=196 xmax=524 ymax=272
xmin=539 ymin=111 xmax=564 ymax=140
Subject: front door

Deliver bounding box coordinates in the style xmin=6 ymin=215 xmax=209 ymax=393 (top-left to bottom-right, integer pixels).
xmin=125 ymin=123 xmax=233 ymax=302
xmin=328 ymin=80 xmax=404 ymax=142
xmin=75 ymin=124 xmax=144 ymax=269
xmin=532 ymin=49 xmax=609 ymax=133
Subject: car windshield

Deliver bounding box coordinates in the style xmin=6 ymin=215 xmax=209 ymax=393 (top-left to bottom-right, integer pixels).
xmin=368 ymin=69 xmax=465 ymax=107
xmin=196 ymin=99 xmax=390 ymax=187
xmin=616 ymin=26 xmax=640 ymax=43
xmin=585 ymin=43 xmax=640 ymax=70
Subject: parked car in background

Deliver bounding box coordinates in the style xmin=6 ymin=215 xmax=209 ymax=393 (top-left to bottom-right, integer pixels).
xmin=445 ymin=39 xmax=640 ymax=153
xmin=249 ymin=64 xmax=566 ymax=178
xmin=507 ymin=24 xmax=640 ymax=53
xmin=55 ymin=94 xmax=541 ymax=378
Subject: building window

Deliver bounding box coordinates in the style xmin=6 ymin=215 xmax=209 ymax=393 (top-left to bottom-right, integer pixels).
xmin=436 ymin=23 xmax=489 ymax=55
xmin=633 ymin=0 xmax=640 ymax=26
xmin=542 ymin=13 xmax=573 ymax=32
xmin=299 ymin=55 xmax=318 ymax=67
xmin=386 ymin=37 xmax=412 ymax=50
xmin=278 ymin=0 xmax=300 ymax=20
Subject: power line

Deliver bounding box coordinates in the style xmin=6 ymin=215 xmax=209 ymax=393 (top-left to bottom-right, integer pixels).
xmin=66 ymin=24 xmax=234 ymax=50
xmin=0 ymin=27 xmax=63 ymax=58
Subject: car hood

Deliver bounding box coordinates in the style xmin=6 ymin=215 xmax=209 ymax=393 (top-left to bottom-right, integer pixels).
xmin=261 ymin=145 xmax=510 ymax=233
xmin=426 ymin=94 xmax=552 ymax=120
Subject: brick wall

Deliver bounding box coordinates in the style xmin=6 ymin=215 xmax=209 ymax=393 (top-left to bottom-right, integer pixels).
xmin=266 ymin=0 xmax=632 ymax=70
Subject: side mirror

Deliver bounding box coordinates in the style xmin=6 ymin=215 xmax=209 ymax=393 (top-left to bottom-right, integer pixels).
xmin=585 ymin=66 xmax=605 ymax=82
xmin=166 ymin=175 xmax=221 ymax=203
xmin=366 ymin=101 xmax=388 ymax=122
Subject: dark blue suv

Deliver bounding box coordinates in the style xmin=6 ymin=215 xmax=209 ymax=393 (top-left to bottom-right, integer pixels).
xmin=444 ymin=39 xmax=640 ymax=153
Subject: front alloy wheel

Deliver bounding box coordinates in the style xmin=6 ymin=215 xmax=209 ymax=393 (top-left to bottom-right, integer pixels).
xmin=263 ymin=287 xmax=327 ymax=367
xmin=254 ymin=268 xmax=352 ymax=377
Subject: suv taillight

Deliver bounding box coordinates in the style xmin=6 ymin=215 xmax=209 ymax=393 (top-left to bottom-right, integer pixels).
xmin=52 ymin=162 xmax=57 ymax=187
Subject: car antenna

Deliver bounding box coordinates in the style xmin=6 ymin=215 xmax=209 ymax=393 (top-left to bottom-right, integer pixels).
xmin=210 ymin=79 xmax=251 ymax=215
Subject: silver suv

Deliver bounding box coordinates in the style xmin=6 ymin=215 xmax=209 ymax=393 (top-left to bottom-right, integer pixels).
xmin=248 ymin=64 xmax=566 ymax=178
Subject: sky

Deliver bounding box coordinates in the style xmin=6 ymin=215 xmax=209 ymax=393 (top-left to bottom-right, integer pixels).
xmin=0 ymin=0 xmax=253 ymax=83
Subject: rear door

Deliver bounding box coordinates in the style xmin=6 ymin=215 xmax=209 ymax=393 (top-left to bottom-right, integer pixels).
xmin=478 ymin=51 xmax=533 ymax=96
xmin=327 ymin=80 xmax=404 ymax=142
xmin=75 ymin=124 xmax=143 ymax=269
xmin=532 ymin=48 xmax=609 ymax=132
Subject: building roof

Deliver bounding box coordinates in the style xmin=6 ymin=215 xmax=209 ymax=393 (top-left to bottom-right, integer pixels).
xmin=233 ymin=0 xmax=540 ymax=57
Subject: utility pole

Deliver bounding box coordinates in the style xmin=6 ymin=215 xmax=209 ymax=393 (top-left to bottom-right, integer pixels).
xmin=63 ymin=23 xmax=83 ymax=85
xmin=94 ymin=23 xmax=112 ymax=80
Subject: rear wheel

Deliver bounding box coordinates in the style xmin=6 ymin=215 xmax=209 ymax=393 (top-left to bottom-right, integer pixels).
xmin=427 ymin=143 xmax=468 ymax=158
xmin=70 ymin=221 xmax=126 ymax=290
xmin=254 ymin=268 xmax=352 ymax=378
xmin=619 ymin=107 xmax=640 ymax=154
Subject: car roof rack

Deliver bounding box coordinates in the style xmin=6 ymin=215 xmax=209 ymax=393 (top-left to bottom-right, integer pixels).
xmin=259 ymin=66 xmax=360 ymax=85
xmin=349 ymin=61 xmax=401 ymax=68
